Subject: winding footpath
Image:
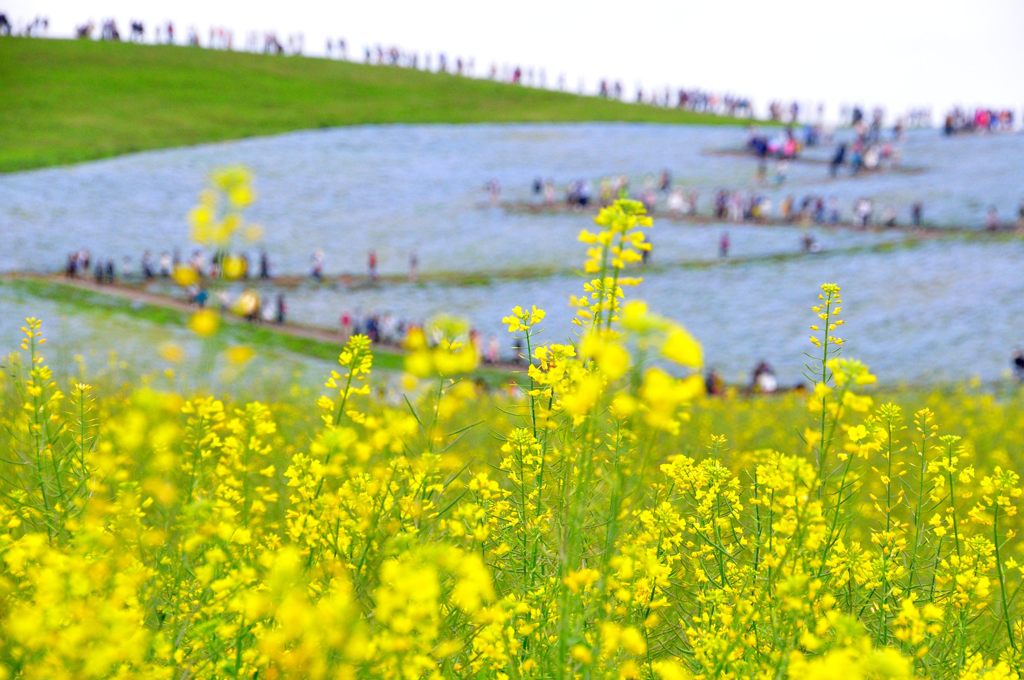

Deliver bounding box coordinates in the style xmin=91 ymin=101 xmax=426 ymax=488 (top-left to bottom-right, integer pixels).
xmin=0 ymin=273 xmax=525 ymax=374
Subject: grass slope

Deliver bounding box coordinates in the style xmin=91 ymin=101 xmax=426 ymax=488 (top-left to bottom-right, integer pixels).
xmin=0 ymin=38 xmax=753 ymax=172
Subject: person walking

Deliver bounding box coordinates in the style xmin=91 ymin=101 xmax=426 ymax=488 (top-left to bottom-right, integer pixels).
xmin=1013 ymin=349 xmax=1024 ymax=382
xmin=368 ymin=250 xmax=378 ymax=283
xmin=911 ymin=202 xmax=923 ymax=227
xmin=986 ymin=206 xmax=1000 ymax=231
xmin=275 ymin=294 xmax=286 ymax=324
xmin=259 ymin=250 xmax=271 ymax=279
xmin=311 ymin=249 xmax=324 ymax=281
xmin=829 ymin=143 xmax=847 ymax=178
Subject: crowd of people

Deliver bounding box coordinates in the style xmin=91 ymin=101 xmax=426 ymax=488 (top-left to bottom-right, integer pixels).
xmin=827 ymin=138 xmax=901 ymax=177
xmin=0 ymin=12 xmax=46 ymax=35
xmin=61 ymin=247 xmax=280 ymax=322
xmin=594 ymin=80 xmax=755 ymax=117
xmin=11 ymin=11 xmax=1024 ymax=134
xmin=11 ymin=10 xmax=1023 ymax=387
xmin=64 ymin=249 xmax=117 ymax=283
xmin=334 ymin=312 xmax=515 ymax=366
xmin=69 ymin=18 xmax=279 ymax=53
xmin=55 ymin=240 xmax=1024 ymax=386
xmin=56 ymin=246 xmax=501 ymax=355
xmin=55 ymin=15 xmax=761 ymax=112
xmin=60 ymin=244 xmax=435 ymax=290
xmin=531 ymin=173 xmax=678 ymax=211
xmin=703 ymin=360 xmax=807 ymax=397
xmin=7 ymin=11 xmax=1024 ymax=135
xmin=529 ymin=170 xmax=1024 ymax=236
xmin=54 ymin=12 xmax=762 ymax=113
xmin=708 ymin=191 xmax=926 ymax=229
xmin=4 ymin=10 xmax=927 ymax=125
xmin=943 ymin=107 xmax=1016 ymax=135
xmin=526 ymin=173 xmax=942 ymax=231
xmin=746 ymin=126 xmax=804 ymax=160
xmin=744 ymin=121 xmax=904 ymax=178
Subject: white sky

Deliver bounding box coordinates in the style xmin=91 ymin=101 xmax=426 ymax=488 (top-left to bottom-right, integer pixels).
xmin=6 ymin=0 xmax=1024 ymax=122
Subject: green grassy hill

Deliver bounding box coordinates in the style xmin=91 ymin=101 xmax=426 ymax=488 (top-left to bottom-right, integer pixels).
xmin=0 ymin=38 xmax=753 ymax=173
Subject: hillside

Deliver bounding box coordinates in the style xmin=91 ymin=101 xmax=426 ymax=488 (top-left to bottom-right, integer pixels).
xmin=0 ymin=38 xmax=753 ymax=172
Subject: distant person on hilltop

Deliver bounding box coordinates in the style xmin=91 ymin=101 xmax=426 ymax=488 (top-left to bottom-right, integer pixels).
xmin=100 ymin=19 xmax=121 ymax=41
xmin=1013 ymin=350 xmax=1024 ymax=381
xmin=0 ymin=14 xmax=12 ymax=35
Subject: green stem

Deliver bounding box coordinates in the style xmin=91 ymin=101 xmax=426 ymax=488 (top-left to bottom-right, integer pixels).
xmin=993 ymin=504 xmax=1020 ymax=654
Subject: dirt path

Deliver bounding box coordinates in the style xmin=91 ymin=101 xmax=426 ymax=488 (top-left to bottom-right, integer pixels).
xmin=501 ymin=201 xmax=1024 ymax=235
xmin=3 ymin=274 xmax=524 ymax=372
xmin=2 ymin=227 xmax=978 ymax=297
xmin=701 ymin=147 xmax=928 ymax=175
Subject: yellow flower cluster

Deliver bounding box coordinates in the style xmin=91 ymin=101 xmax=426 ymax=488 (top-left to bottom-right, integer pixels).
xmin=404 ymin=315 xmax=480 ymax=378
xmin=502 ymin=305 xmax=546 ymax=333
xmin=578 ymin=198 xmax=652 ymax=273
xmin=2 ymin=200 xmax=1024 ymax=680
xmin=188 ymin=165 xmax=258 ymax=249
xmin=178 ymin=165 xmax=267 ymax=341
xmin=573 ymin=199 xmax=651 ymax=330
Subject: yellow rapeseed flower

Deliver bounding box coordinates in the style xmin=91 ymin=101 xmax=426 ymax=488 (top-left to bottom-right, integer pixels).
xmin=225 ymin=345 xmax=255 ymax=365
xmin=188 ymin=309 xmax=220 ymax=337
